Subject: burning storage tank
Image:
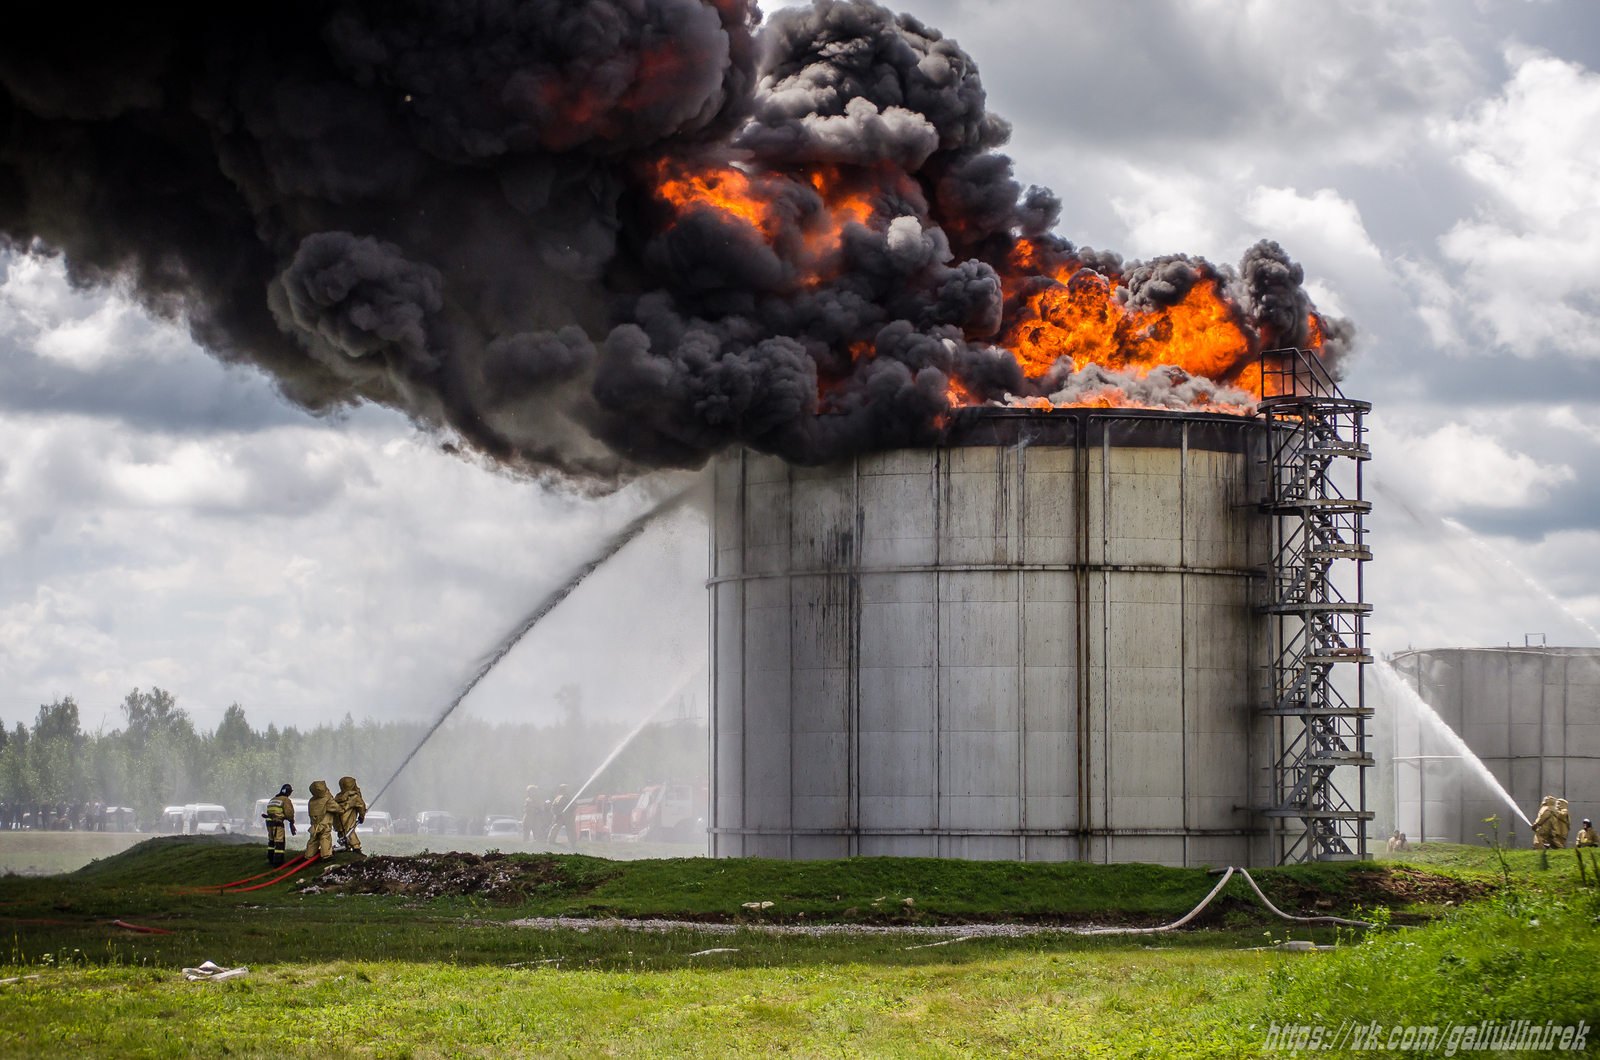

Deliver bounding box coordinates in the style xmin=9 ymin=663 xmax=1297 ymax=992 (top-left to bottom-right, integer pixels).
xmin=1387 ymin=647 xmax=1600 ymax=846
xmin=709 ymin=407 xmax=1279 ymax=866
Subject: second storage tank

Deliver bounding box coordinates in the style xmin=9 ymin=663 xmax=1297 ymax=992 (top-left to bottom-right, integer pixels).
xmin=1387 ymin=646 xmax=1600 ymax=845
xmin=708 ymin=407 xmax=1274 ymax=866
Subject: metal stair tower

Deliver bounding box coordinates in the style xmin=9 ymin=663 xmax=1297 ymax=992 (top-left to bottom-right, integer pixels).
xmin=1257 ymin=348 xmax=1374 ymax=863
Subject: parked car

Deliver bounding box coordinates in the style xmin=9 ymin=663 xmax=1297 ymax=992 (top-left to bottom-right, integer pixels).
xmin=482 ymin=815 xmax=521 ymax=838
xmin=355 ymin=811 xmax=392 ymax=836
xmin=101 ymin=807 xmax=139 ymax=833
xmin=159 ymin=806 xmax=186 ymax=834
xmin=414 ymin=810 xmax=457 ymax=836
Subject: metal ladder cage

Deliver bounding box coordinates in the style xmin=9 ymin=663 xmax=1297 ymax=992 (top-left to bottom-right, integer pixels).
xmin=1257 ymin=348 xmax=1374 ymax=863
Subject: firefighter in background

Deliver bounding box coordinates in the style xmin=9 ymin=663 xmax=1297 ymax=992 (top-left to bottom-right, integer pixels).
xmin=1577 ymin=819 xmax=1598 ymax=848
xmin=1553 ymin=798 xmax=1572 ymax=849
xmin=262 ymin=784 xmax=296 ymax=866
xmin=1533 ymin=796 xmax=1558 ymax=849
xmin=334 ymin=776 xmax=367 ymax=856
xmin=304 ymin=780 xmax=335 ymax=860
xmin=547 ymin=784 xmax=572 ymax=846
xmin=521 ymin=786 xmax=543 ymax=842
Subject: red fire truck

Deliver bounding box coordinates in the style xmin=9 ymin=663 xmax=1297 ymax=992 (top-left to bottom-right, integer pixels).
xmin=570 ymin=779 xmax=706 ymax=842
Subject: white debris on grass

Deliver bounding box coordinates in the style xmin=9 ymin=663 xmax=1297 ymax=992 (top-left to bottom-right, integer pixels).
xmin=904 ymin=935 xmax=978 ymax=951
xmin=183 ymin=960 xmax=248 ymax=982
xmin=688 ymin=948 xmax=741 ymax=957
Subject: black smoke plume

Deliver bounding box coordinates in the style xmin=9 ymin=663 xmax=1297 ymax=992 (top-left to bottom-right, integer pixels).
xmin=0 ymin=0 xmax=1351 ymax=478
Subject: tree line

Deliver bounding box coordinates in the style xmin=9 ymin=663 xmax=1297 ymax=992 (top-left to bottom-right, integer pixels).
xmin=0 ymin=688 xmax=707 ymax=827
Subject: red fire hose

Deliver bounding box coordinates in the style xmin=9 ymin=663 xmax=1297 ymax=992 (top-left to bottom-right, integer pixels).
xmin=221 ymin=854 xmax=320 ymax=893
xmin=0 ymin=917 xmax=175 ymax=933
xmin=169 ymin=853 xmax=316 ymax=896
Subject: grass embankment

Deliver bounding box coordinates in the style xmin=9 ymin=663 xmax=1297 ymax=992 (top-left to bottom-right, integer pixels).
xmin=0 ymin=840 xmax=1593 ymax=1057
xmin=0 ymin=831 xmax=706 ymax=876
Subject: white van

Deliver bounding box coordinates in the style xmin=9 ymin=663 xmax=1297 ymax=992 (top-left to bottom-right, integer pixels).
xmin=355 ymin=811 xmax=392 ymax=836
xmin=185 ymin=804 xmax=231 ymax=835
xmin=251 ymin=797 xmax=308 ymax=834
xmin=159 ymin=805 xmax=186 ymax=834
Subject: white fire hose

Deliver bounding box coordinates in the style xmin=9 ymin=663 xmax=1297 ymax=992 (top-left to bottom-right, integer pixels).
xmin=1077 ymin=867 xmax=1374 ymax=935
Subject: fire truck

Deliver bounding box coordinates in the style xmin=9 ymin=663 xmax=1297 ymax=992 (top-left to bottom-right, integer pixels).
xmin=570 ymin=779 xmax=706 ymax=842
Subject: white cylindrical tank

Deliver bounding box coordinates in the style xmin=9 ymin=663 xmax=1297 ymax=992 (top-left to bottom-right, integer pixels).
xmin=708 ymin=408 xmax=1273 ymax=866
xmin=1387 ymin=647 xmax=1600 ymax=846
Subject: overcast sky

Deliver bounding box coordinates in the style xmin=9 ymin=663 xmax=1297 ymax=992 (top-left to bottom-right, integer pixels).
xmin=4 ymin=0 xmax=1600 ymax=735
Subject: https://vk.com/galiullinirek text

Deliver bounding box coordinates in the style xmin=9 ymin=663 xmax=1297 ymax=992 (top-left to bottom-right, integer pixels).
xmin=1260 ymin=1018 xmax=1589 ymax=1054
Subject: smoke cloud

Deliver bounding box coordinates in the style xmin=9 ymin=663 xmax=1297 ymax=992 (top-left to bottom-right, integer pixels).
xmin=0 ymin=0 xmax=1352 ymax=480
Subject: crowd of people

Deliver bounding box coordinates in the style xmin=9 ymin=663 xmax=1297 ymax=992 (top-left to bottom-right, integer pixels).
xmin=0 ymin=799 xmax=132 ymax=831
xmin=260 ymin=776 xmax=368 ymax=866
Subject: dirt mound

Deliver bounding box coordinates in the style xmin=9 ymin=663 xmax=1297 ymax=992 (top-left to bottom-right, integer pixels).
xmin=306 ymin=852 xmax=586 ymax=904
xmin=1267 ymin=866 xmax=1492 ymax=912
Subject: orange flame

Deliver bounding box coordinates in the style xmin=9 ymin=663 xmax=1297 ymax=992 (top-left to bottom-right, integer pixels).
xmin=643 ymin=168 xmax=1329 ymax=418
xmin=998 ymin=240 xmax=1250 ymax=386
xmin=647 ymin=159 xmax=778 ymax=236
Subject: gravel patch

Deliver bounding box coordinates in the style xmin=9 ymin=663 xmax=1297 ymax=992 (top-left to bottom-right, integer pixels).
xmin=505 ymin=916 xmax=1120 ymax=938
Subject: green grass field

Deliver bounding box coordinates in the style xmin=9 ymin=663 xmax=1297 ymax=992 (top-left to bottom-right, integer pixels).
xmin=0 ymin=837 xmax=1593 ymax=1057
xmin=0 ymin=831 xmax=148 ymax=876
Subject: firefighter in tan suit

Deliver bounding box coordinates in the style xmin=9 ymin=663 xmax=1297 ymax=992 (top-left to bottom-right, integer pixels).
xmin=1553 ymin=798 xmax=1572 ymax=849
xmin=1577 ymin=819 xmax=1598 ymax=848
xmin=334 ymin=776 xmax=367 ymax=855
xmin=547 ymin=784 xmax=572 ymax=846
xmin=304 ymin=780 xmax=335 ymax=859
xmin=1533 ymin=796 xmax=1558 ymax=849
xmin=521 ymin=786 xmax=543 ymax=842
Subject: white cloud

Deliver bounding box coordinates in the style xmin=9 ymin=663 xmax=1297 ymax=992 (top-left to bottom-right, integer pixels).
xmin=1393 ymin=255 xmax=1464 ymax=349
xmin=1369 ymin=415 xmax=1574 ymax=512
xmin=1243 ymin=187 xmax=1384 ymax=265
xmin=1435 ymin=49 xmax=1600 ymax=357
xmin=1108 ymin=168 xmax=1227 ymax=259
xmin=1 ymin=255 xmax=191 ymax=369
xmin=1544 ymin=404 xmax=1600 ymax=444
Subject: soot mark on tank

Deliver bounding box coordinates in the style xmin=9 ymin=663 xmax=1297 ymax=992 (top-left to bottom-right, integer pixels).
xmin=810 ymin=528 xmax=855 ymax=573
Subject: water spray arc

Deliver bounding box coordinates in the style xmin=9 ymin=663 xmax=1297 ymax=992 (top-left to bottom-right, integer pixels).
xmin=568 ymin=670 xmax=700 ymax=807
xmin=1374 ymin=658 xmax=1531 ymax=829
xmin=369 ymin=484 xmax=696 ymax=810
xmin=1439 ymin=517 xmax=1600 ymax=647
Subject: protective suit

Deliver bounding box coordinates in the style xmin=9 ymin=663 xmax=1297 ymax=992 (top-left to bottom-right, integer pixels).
xmin=263 ymin=784 xmax=296 ymax=866
xmin=1576 ymin=820 xmax=1599 ymax=848
xmin=1553 ymin=799 xmax=1572 ymax=849
xmin=521 ymin=785 xmax=543 ymax=842
xmin=1533 ymin=796 xmax=1558 ymax=849
xmin=304 ymin=780 xmax=335 ymax=859
xmin=334 ymin=776 xmax=367 ymax=855
xmin=547 ymin=784 xmax=572 ymax=846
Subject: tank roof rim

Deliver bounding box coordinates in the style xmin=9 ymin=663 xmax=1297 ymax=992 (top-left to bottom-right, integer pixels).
xmin=949 ymin=405 xmax=1260 ymax=426
xmin=1390 ymin=646 xmax=1600 ymax=656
